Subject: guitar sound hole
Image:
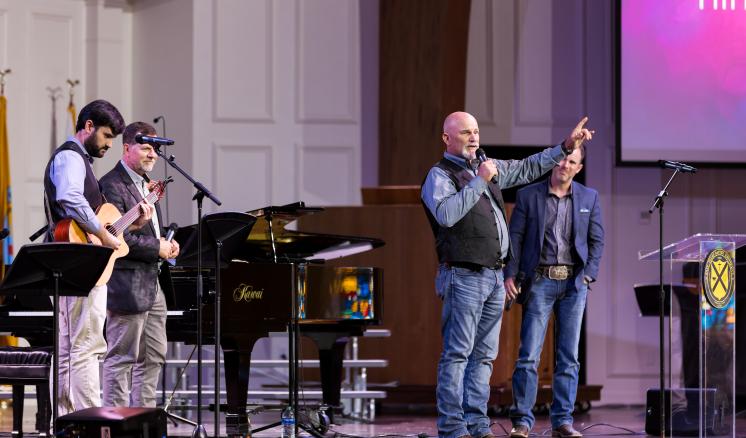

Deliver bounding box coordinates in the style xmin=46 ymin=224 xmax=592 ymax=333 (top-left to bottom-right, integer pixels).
xmin=106 ymin=225 xmax=116 ymax=236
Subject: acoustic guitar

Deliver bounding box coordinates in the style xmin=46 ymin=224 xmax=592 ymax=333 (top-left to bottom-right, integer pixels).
xmin=53 ymin=177 xmax=172 ymax=286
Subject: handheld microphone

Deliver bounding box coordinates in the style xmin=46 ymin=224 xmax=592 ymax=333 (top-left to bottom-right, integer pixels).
xmin=475 ymin=148 xmax=498 ymax=184
xmin=162 ymin=223 xmax=179 ymax=264
xmin=658 ymin=160 xmax=697 ymax=173
xmin=164 ymin=223 xmax=178 ymax=242
xmin=135 ymin=133 xmax=174 ymax=146
xmin=506 ymin=271 xmax=525 ymax=311
xmin=0 ymin=228 xmax=8 ymax=240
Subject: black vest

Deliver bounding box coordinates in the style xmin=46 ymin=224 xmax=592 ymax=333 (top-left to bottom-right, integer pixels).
xmin=43 ymin=141 xmax=105 ymax=237
xmin=422 ymin=158 xmax=508 ymax=267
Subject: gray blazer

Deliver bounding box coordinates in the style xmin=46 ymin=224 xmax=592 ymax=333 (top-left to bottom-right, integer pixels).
xmin=99 ymin=162 xmax=164 ymax=314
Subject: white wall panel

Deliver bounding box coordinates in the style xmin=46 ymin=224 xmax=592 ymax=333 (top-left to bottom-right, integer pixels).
xmin=296 ymin=0 xmax=358 ymax=124
xmin=192 ymin=0 xmax=362 ymax=215
xmin=0 ymin=8 xmax=7 ymax=65
xmin=464 ymin=0 xmax=495 ymax=127
xmin=514 ymin=0 xmax=585 ymax=128
xmin=213 ymin=0 xmax=273 ymax=123
xmin=467 ymin=0 xmax=586 ymax=144
xmin=297 ymin=145 xmax=355 ymax=206
xmin=29 ymin=12 xmax=74 ymax=177
xmin=514 ymin=1 xmax=552 ymax=127
xmin=85 ymin=1 xmax=129 ymax=149
xmin=212 ymin=144 xmax=273 ymax=211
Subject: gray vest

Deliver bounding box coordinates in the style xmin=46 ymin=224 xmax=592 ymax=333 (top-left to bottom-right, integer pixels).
xmin=43 ymin=141 xmax=104 ymax=239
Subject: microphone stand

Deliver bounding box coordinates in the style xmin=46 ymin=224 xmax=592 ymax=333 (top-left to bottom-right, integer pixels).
xmin=648 ymin=168 xmax=681 ymax=438
xmin=154 ymin=116 xmax=169 ymax=223
xmin=154 ymin=146 xmax=221 ymax=438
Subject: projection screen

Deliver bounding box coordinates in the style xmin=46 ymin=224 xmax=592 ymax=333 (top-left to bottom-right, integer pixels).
xmin=618 ymin=0 xmax=746 ymax=165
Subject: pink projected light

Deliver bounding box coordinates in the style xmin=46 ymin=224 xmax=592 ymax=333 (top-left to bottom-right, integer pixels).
xmin=620 ymin=0 xmax=746 ymax=164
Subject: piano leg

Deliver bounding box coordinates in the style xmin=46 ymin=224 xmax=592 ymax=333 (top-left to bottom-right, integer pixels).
xmin=305 ymin=332 xmax=352 ymax=423
xmin=223 ymin=337 xmax=258 ymax=438
xmin=12 ymin=384 xmax=23 ymax=437
xmin=36 ymin=381 xmax=51 ymax=437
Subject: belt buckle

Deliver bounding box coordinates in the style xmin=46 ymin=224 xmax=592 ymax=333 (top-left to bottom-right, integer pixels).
xmin=548 ymin=265 xmax=569 ymax=280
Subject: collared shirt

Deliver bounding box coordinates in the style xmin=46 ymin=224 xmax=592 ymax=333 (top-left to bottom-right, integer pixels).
xmin=421 ymin=144 xmax=566 ymax=259
xmin=48 ymin=137 xmax=101 ymax=233
xmin=121 ymin=160 xmax=160 ymax=238
xmin=540 ymin=180 xmax=574 ymax=266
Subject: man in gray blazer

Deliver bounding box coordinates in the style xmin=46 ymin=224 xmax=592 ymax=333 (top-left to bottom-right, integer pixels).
xmin=504 ymin=145 xmax=604 ymax=438
xmin=100 ymin=121 xmax=180 ymax=407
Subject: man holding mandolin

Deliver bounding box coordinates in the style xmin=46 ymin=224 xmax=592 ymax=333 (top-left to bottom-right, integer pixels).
xmin=99 ymin=121 xmax=179 ymax=407
xmin=43 ymin=100 xmax=155 ymax=414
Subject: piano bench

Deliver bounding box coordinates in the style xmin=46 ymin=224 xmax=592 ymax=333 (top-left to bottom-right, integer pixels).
xmin=0 ymin=346 xmax=52 ymax=437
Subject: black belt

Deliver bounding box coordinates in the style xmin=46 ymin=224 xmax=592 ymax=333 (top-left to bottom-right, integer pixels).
xmin=446 ymin=260 xmax=505 ymax=271
xmin=536 ymin=265 xmax=574 ymax=280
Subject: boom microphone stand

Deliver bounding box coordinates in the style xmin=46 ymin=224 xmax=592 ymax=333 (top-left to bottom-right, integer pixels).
xmin=152 ymin=115 xmax=169 ymax=223
xmin=648 ymin=160 xmax=694 ymax=438
xmin=153 ymin=145 xmax=221 ymax=438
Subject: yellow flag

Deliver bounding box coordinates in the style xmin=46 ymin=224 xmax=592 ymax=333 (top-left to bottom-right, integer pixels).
xmin=67 ymin=100 xmax=77 ymax=132
xmin=0 ymin=94 xmax=17 ymax=347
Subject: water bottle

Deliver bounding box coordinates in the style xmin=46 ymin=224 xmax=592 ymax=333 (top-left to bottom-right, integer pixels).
xmin=281 ymin=405 xmax=296 ymax=438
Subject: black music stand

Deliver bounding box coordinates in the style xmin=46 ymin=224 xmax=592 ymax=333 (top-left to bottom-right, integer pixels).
xmin=175 ymin=212 xmax=256 ymax=438
xmin=0 ymin=243 xmax=112 ymax=434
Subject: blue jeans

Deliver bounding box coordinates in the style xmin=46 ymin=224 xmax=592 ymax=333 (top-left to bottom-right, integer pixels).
xmin=436 ymin=265 xmax=506 ymax=438
xmin=509 ymin=275 xmax=587 ymax=429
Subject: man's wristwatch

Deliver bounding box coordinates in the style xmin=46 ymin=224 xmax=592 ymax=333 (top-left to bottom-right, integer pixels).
xmin=562 ymin=142 xmax=574 ymax=155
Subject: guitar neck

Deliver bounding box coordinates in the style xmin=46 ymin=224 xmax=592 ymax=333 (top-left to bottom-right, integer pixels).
xmin=107 ymin=189 xmax=160 ymax=236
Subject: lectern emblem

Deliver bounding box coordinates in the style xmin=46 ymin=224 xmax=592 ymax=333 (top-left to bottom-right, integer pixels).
xmin=702 ymin=248 xmax=735 ymax=309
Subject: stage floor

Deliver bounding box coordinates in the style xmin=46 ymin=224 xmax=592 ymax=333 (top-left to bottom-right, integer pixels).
xmin=163 ymin=405 xmax=746 ymax=437
xmin=1 ymin=403 xmax=744 ymax=437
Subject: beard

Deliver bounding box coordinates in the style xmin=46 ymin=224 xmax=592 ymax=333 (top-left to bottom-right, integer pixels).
xmin=140 ymin=161 xmax=155 ymax=173
xmin=83 ymin=133 xmax=107 ymax=158
xmin=461 ymin=145 xmax=477 ymax=160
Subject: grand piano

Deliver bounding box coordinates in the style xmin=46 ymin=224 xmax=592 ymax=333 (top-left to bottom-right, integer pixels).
xmin=166 ymin=202 xmax=384 ymax=436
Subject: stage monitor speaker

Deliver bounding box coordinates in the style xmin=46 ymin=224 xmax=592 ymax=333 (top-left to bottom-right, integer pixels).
xmin=56 ymin=407 xmax=167 ymax=438
xmin=645 ymin=388 xmax=719 ymax=436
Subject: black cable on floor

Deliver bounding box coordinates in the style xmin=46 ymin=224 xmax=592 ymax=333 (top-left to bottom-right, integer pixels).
xmin=533 ymin=422 xmax=645 ymax=436
xmin=578 ymin=422 xmax=646 ymax=436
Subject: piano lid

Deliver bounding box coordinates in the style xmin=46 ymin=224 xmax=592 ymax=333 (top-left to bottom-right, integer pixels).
xmin=242 ymin=201 xmax=384 ymax=262
xmin=175 ymin=202 xmax=384 ymax=263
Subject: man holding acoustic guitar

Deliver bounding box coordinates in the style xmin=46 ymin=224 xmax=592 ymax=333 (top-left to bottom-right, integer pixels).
xmin=99 ymin=121 xmax=179 ymax=408
xmin=43 ymin=100 xmax=155 ymax=414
